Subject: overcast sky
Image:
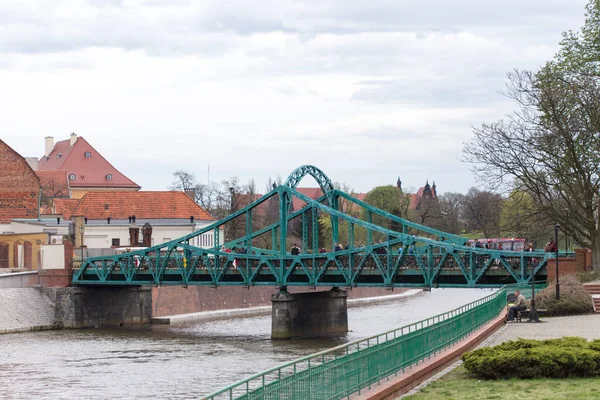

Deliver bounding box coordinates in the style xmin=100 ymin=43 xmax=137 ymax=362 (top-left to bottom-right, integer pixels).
xmin=0 ymin=0 xmax=589 ymax=195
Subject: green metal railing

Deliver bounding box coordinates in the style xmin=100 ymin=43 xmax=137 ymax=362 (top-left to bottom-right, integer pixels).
xmin=203 ymin=288 xmax=507 ymax=400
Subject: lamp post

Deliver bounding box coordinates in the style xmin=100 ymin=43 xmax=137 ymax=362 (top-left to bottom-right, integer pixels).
xmin=528 ymin=261 xmax=540 ymax=322
xmin=555 ymin=223 xmax=560 ymax=300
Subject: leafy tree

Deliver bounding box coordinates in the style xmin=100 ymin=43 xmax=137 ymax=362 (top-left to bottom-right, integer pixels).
xmin=463 ymin=1 xmax=600 ymax=270
xmin=500 ymin=189 xmax=553 ymax=247
xmin=363 ymin=185 xmax=409 ymax=219
xmin=361 ymin=185 xmax=410 ymax=241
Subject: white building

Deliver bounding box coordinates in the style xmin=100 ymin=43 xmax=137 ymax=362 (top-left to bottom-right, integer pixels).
xmin=69 ymin=191 xmax=218 ymax=252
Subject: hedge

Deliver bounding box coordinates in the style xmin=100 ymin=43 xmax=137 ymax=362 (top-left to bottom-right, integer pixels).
xmin=463 ymin=337 xmax=600 ymax=379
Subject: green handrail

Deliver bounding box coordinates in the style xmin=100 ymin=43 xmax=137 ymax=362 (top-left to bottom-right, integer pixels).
xmin=202 ymin=288 xmax=507 ymax=400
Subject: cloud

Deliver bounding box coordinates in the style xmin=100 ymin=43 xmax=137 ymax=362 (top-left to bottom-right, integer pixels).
xmin=0 ymin=0 xmax=591 ymax=195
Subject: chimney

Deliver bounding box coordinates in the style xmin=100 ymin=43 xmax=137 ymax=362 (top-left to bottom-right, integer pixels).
xmin=70 ymin=132 xmax=77 ymax=146
xmin=142 ymin=223 xmax=153 ymax=247
xmin=45 ymin=136 xmax=54 ymax=157
xmin=129 ymin=224 xmax=140 ymax=246
xmin=190 ymin=216 xmax=194 ymax=224
xmin=184 ymin=189 xmax=195 ymax=201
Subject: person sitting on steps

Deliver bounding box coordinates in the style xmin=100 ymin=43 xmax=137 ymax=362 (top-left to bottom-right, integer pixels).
xmin=508 ymin=290 xmax=527 ymax=322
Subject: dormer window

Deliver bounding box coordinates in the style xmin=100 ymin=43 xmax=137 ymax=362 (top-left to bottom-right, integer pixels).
xmin=84 ymin=152 xmax=92 ymax=158
xmin=106 ymin=174 xmax=113 ymax=180
xmin=69 ymin=174 xmax=76 ymax=180
xmin=57 ymin=153 xmax=63 ymax=159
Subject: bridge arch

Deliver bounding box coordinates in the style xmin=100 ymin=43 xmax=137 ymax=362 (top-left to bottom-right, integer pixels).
xmin=283 ymin=165 xmax=335 ymax=206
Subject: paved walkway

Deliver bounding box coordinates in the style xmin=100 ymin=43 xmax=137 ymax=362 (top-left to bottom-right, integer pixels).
xmin=486 ymin=314 xmax=600 ymax=344
xmin=400 ymin=315 xmax=600 ymax=399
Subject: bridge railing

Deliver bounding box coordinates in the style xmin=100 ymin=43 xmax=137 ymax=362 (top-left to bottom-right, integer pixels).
xmin=202 ymin=287 xmax=507 ymax=400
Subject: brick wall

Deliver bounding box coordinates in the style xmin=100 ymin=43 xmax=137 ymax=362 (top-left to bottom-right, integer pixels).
xmin=152 ymin=286 xmax=410 ymax=317
xmin=0 ymin=140 xmax=40 ymax=223
xmin=546 ymin=249 xmax=589 ymax=280
xmin=40 ymin=269 xmax=72 ymax=287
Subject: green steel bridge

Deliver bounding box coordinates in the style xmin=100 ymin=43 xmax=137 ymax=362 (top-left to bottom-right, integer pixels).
xmin=73 ymin=165 xmax=552 ymax=288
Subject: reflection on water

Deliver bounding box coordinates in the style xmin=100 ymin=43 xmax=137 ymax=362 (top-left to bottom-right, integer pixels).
xmin=0 ymin=288 xmax=494 ymax=399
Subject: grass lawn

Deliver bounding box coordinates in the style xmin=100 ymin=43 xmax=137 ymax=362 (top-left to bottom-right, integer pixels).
xmin=403 ymin=365 xmax=600 ymax=400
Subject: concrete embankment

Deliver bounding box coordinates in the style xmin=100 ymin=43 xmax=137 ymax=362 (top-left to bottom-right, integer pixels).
xmin=152 ymin=289 xmax=423 ymax=324
xmin=0 ymin=288 xmax=58 ymax=334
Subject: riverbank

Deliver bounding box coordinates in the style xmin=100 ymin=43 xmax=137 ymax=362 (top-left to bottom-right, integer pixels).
xmin=402 ymin=314 xmax=600 ymax=399
xmin=0 ymin=288 xmax=59 ymax=334
xmin=0 ymin=285 xmax=423 ymax=334
xmin=153 ymin=289 xmax=423 ymax=324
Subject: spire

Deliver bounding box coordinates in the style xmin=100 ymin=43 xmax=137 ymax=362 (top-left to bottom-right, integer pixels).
xmin=423 ymin=179 xmax=432 ymax=198
xmin=396 ymin=176 xmax=402 ymax=190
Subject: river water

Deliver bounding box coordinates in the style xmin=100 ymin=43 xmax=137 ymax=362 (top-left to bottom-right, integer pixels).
xmin=0 ymin=288 xmax=494 ymax=399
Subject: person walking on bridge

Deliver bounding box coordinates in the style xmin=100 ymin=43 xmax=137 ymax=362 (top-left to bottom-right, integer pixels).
xmin=545 ymin=238 xmax=557 ymax=253
xmin=291 ymin=244 xmax=301 ymax=256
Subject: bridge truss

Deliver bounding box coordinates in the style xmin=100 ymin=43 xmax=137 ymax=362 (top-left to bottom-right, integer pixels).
xmin=73 ymin=165 xmax=550 ymax=288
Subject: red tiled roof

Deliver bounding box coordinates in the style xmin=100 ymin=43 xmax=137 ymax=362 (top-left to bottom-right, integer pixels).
xmin=72 ymin=191 xmax=214 ymax=220
xmin=37 ymin=170 xmax=70 ymax=198
xmin=42 ymin=198 xmax=81 ymax=219
xmin=38 ymin=136 xmax=140 ymax=189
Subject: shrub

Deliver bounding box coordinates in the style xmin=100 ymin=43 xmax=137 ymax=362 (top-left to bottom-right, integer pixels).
xmin=462 ymin=337 xmax=600 ymax=379
xmin=535 ymin=275 xmax=593 ymax=316
xmin=578 ymin=270 xmax=600 ymax=283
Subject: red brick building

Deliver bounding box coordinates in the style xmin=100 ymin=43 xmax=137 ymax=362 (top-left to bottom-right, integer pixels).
xmin=0 ymin=140 xmax=41 ymax=224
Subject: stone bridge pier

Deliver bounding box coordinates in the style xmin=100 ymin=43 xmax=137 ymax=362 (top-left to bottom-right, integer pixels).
xmin=50 ymin=286 xmax=152 ymax=328
xmin=271 ymin=287 xmax=348 ymax=339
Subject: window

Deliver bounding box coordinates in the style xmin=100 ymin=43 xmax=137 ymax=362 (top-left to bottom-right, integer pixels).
xmin=111 ymin=238 xmax=120 ymax=247
xmin=57 ymin=153 xmax=63 ymax=159
xmin=84 ymin=152 xmax=92 ymax=158
xmin=106 ymin=174 xmax=113 ymax=180
xmin=69 ymin=174 xmax=76 ymax=180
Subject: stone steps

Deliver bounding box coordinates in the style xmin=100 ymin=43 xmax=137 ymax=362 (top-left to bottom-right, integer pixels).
xmin=0 ymin=288 xmax=57 ymax=333
xmin=583 ymin=284 xmax=600 ymax=313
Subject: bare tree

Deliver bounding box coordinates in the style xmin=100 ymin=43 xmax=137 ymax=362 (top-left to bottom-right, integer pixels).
xmin=40 ymin=176 xmax=71 ymax=212
xmin=464 ymin=1 xmax=600 ymax=269
xmin=462 ymin=188 xmax=502 ymax=238
xmin=437 ymin=193 xmax=465 ymax=234
xmin=170 ymin=170 xmax=196 ymax=191
xmin=415 ymin=194 xmax=441 ymax=227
